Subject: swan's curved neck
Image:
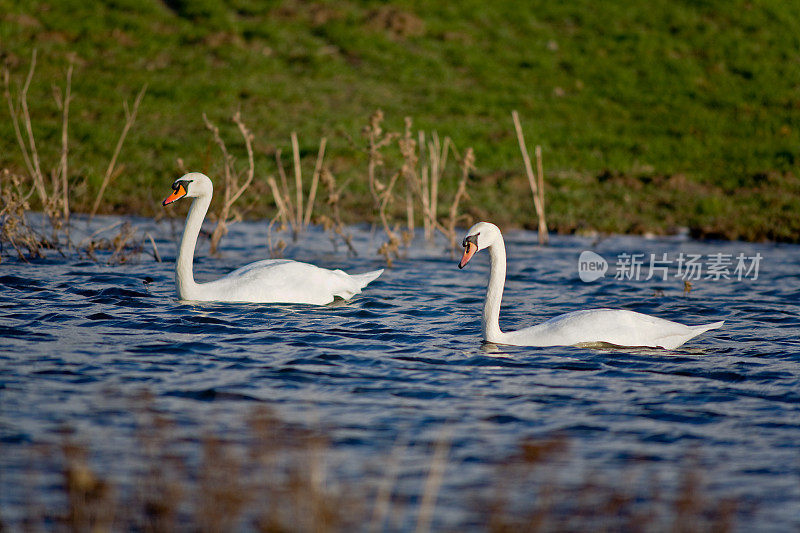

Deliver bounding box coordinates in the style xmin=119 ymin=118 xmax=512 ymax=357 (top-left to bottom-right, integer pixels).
xmin=175 ymin=193 xmax=210 ymax=299
xmin=483 ymin=236 xmax=507 ymax=342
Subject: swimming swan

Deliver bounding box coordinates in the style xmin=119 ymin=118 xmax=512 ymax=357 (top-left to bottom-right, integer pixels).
xmin=162 ymin=172 xmax=383 ymax=304
xmin=457 ymin=222 xmax=723 ymax=349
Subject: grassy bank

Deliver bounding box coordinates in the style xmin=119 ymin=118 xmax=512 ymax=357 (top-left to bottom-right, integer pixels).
xmin=1 ymin=0 xmax=799 ymax=241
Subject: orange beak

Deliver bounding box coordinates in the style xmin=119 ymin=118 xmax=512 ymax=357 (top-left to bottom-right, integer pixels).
xmin=458 ymin=242 xmax=478 ymax=269
xmin=162 ymin=183 xmax=187 ymax=206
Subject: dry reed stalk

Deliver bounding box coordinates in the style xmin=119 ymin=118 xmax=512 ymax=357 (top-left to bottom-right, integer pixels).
xmin=362 ymin=118 xmax=410 ymax=262
xmin=130 ymin=392 xmax=184 ymax=532
xmin=197 ymin=434 xmax=250 ymax=532
xmin=366 ymin=111 xmax=382 ymax=207
xmin=266 ymin=176 xmax=289 ymax=225
xmin=438 ymin=147 xmax=473 ymax=257
xmin=376 ymin=165 xmax=402 ymax=267
xmin=415 ymin=429 xmax=452 ymax=533
xmin=488 ymin=435 xmax=567 ymax=531
xmin=18 ymin=51 xmax=46 ymax=203
xmin=369 ymin=435 xmax=408 ymax=533
xmin=377 ymin=235 xmax=399 ymax=267
xmin=273 ymin=150 xmax=299 ymax=240
xmin=307 ymin=429 xmax=330 ymax=530
xmin=79 ymin=220 xmax=123 ymax=249
xmin=276 ymin=149 xmax=291 ymax=210
xmin=90 ymin=84 xmax=147 ymax=218
xmin=404 ymin=178 xmax=414 ymax=234
xmin=266 ymin=225 xmax=287 ymax=258
xmin=3 ymin=54 xmax=39 ymax=199
xmin=3 ymin=50 xmax=53 ymax=221
xmin=281 ymin=133 xmax=329 ymax=232
xmin=145 ymin=232 xmax=161 ymax=262
xmin=421 ymin=163 xmax=431 ymax=240
xmin=61 ymin=432 xmax=116 ymax=531
xmin=266 ymin=175 xmax=291 ymax=234
xmin=201 ymin=111 xmax=255 ymax=255
xmin=303 ymin=137 xmax=327 ymax=228
xmin=264 ymin=210 xmax=287 ymax=258
xmin=429 ymin=133 xmax=440 ymax=232
xmin=428 ymin=133 xmax=445 ymax=236
xmin=0 ymin=170 xmax=44 ymax=261
xmin=275 ymin=149 xmax=298 ymax=231
xmin=378 ymin=172 xmax=401 ymax=239
xmin=108 ymin=221 xmax=140 ymax=264
xmin=364 ymin=110 xmax=399 ymax=209
xmin=423 ymin=133 xmax=451 ymax=244
xmin=399 ymin=117 xmax=420 ymax=236
xmin=228 ymin=112 xmax=256 ymax=207
xmin=3 ymin=52 xmax=77 ymax=242
xmin=319 ymin=168 xmax=357 ymax=256
xmin=265 ymin=134 xmax=330 ymax=242
xmin=71 ymin=220 xmax=145 ymax=264
xmin=55 ymin=60 xmax=74 ymax=222
xmin=535 ymin=144 xmax=545 ymax=229
xmin=428 ymin=135 xmax=439 ymax=242
xmin=291 ymin=131 xmax=303 ymax=229
xmin=512 ymin=110 xmax=549 ymax=245
xmin=377 ymin=191 xmax=402 ymax=266
xmin=418 ymin=131 xmax=432 ymax=241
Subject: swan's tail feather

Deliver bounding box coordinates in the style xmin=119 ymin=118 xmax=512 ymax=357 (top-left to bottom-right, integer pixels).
xmin=331 ymin=269 xmax=383 ymax=302
xmin=351 ymin=269 xmax=384 ymax=289
xmin=690 ymin=320 xmax=725 ymax=334
xmin=660 ymin=320 xmax=724 ymax=349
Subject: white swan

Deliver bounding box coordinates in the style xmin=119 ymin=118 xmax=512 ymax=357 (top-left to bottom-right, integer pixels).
xmin=457 ymin=222 xmax=723 ymax=349
xmin=162 ymin=172 xmax=383 ymax=304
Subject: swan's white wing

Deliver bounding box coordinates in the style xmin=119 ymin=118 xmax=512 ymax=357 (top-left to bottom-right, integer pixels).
xmin=500 ymin=309 xmax=723 ymax=349
xmin=193 ymin=259 xmax=382 ymax=305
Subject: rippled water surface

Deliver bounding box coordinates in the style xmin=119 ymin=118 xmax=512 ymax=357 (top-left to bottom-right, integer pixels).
xmin=2 ymin=215 xmax=799 ymax=530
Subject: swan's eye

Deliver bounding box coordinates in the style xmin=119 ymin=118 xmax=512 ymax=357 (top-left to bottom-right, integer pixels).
xmin=173 ymin=179 xmax=191 ymax=192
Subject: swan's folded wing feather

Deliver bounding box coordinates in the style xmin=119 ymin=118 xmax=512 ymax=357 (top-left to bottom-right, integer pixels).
xmin=199 ymin=260 xmax=376 ymax=304
xmin=502 ymin=309 xmax=722 ymax=349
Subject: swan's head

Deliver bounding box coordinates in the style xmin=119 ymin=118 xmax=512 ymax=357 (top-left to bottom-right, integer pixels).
xmin=458 ymin=221 xmax=501 ymax=269
xmin=162 ymin=172 xmax=213 ymax=206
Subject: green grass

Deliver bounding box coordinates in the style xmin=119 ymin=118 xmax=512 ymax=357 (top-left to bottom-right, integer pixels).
xmin=1 ymin=0 xmax=799 ymax=240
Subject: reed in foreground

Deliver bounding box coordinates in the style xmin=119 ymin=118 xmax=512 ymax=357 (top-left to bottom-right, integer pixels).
xmin=1 ymin=50 xmax=153 ymax=264
xmin=1 ymin=396 xmax=740 ymax=532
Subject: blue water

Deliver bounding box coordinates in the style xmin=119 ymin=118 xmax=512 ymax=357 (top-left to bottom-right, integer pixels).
xmin=1 ymin=215 xmax=799 ymax=530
